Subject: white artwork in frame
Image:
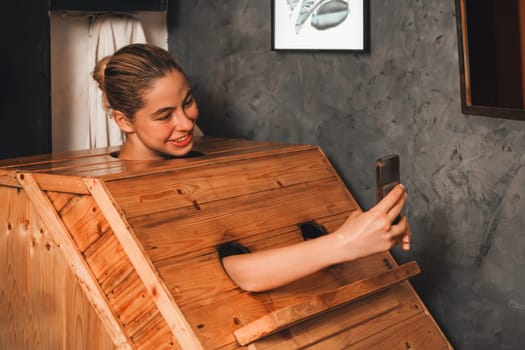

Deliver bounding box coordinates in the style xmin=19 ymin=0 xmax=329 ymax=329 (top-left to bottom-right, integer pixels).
xmin=272 ymin=0 xmax=369 ymax=51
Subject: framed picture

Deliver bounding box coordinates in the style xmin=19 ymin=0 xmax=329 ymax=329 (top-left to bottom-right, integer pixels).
xmin=272 ymin=0 xmax=369 ymax=52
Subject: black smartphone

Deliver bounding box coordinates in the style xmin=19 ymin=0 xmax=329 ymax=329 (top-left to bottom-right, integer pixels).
xmin=376 ymin=154 xmax=401 ymax=224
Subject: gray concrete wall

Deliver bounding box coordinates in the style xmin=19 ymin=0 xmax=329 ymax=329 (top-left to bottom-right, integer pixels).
xmin=168 ymin=1 xmax=525 ymax=349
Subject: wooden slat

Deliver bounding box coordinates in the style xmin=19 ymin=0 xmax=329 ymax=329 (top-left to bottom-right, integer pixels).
xmin=0 ymin=186 xmax=117 ymax=350
xmin=249 ymin=289 xmax=402 ymax=350
xmin=0 ymin=145 xmax=120 ymax=168
xmin=47 ymin=191 xmax=77 ymax=212
xmin=131 ymin=313 xmax=179 ymax=350
xmin=59 ymin=194 xmax=110 ymax=252
xmin=32 ymin=173 xmax=93 ymax=194
xmin=249 ymin=283 xmax=414 ymax=349
xmin=80 ymin=213 xmax=177 ymax=347
xmin=16 ymin=173 xmax=132 ymax=349
xmin=348 ymin=311 xmax=452 ymax=350
xmin=84 ymin=177 xmax=204 ymax=350
xmin=130 ymin=177 xmax=357 ymax=266
xmin=174 ymin=291 xmax=272 ymax=350
xmin=106 ymin=273 xmax=162 ymax=338
xmin=0 ymin=137 xmax=292 ymax=180
xmin=163 ymin=252 xmax=396 ymax=349
xmin=234 ymin=262 xmax=421 ymax=346
xmin=191 ymin=137 xmax=287 ymax=155
xmin=0 ymin=169 xmax=20 ymax=187
xmin=11 ymin=155 xmax=119 ymax=172
xmin=107 ymin=148 xmax=335 ymax=219
xmin=155 ymin=214 xmax=376 ymax=308
xmin=99 ymin=143 xmax=314 ymax=182
xmin=84 ymin=228 xmax=136 ymax=294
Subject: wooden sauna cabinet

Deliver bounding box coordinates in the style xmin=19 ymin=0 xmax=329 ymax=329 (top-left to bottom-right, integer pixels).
xmin=0 ymin=136 xmax=453 ymax=350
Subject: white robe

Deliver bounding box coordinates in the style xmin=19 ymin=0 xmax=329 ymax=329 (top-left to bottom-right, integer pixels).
xmin=88 ymin=15 xmax=147 ymax=148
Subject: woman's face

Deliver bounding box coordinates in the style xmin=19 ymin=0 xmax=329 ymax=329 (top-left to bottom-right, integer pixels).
xmin=119 ymin=69 xmax=199 ymax=160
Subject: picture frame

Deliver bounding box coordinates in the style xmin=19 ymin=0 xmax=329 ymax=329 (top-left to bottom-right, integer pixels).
xmin=272 ymin=0 xmax=369 ymax=52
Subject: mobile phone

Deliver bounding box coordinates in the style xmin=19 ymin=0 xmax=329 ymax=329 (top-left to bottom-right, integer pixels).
xmin=376 ymin=154 xmax=401 ymax=224
xmin=376 ymin=154 xmax=400 ymax=202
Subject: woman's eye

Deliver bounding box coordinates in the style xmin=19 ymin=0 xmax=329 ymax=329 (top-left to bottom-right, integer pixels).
xmin=158 ymin=113 xmax=171 ymax=121
xmin=184 ymin=96 xmax=194 ymax=107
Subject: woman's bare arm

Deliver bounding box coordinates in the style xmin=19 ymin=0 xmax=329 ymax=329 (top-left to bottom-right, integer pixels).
xmin=222 ymin=184 xmax=411 ymax=292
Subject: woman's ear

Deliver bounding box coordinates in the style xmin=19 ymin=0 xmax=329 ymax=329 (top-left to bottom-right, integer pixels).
xmin=113 ymin=110 xmax=135 ymax=133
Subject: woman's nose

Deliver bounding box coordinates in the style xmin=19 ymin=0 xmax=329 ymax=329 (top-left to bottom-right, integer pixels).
xmin=173 ymin=111 xmax=194 ymax=131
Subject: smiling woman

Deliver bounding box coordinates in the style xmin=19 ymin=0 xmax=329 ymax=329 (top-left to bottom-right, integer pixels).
xmin=92 ymin=44 xmax=200 ymax=160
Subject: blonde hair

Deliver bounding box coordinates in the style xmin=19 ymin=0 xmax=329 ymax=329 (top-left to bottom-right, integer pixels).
xmin=92 ymin=44 xmax=186 ymax=121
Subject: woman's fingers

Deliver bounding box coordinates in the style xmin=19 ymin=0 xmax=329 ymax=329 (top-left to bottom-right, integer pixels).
xmin=373 ymin=184 xmax=406 ymax=224
xmin=386 ymin=192 xmax=406 ymax=223
xmin=375 ymin=184 xmax=406 ymax=213
xmin=388 ymin=216 xmax=411 ymax=250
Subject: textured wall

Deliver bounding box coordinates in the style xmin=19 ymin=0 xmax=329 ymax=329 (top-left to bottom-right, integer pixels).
xmin=168 ymin=1 xmax=525 ymax=349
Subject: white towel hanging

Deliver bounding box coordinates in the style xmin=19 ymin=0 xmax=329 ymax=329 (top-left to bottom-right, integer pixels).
xmin=87 ymin=14 xmax=147 ymax=148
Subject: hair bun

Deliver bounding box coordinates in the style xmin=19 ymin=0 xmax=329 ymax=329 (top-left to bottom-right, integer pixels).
xmin=92 ymin=55 xmax=112 ymax=113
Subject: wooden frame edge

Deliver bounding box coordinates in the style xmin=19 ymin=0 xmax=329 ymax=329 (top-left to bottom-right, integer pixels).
xmin=17 ymin=173 xmax=133 ymax=350
xmin=84 ymin=177 xmax=204 ymax=350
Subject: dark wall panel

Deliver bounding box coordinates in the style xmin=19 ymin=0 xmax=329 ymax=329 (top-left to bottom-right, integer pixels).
xmin=1 ymin=1 xmax=51 ymax=159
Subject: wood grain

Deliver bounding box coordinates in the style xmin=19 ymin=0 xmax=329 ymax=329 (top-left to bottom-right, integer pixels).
xmin=0 ymin=186 xmax=117 ymax=350
xmin=59 ymin=194 xmax=110 ymax=252
xmin=85 ymin=177 xmax=203 ymax=350
xmin=16 ymin=173 xmax=132 ymax=349
xmin=234 ymin=262 xmax=421 ymax=346
xmin=0 ymin=137 xmax=453 ymax=349
xmin=106 ymin=148 xmax=337 ymax=219
xmin=54 ymin=187 xmax=181 ymax=349
xmin=129 ymin=177 xmax=357 ymax=266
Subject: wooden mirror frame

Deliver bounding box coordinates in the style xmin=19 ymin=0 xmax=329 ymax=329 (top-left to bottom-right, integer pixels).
xmin=455 ymin=0 xmax=525 ymax=121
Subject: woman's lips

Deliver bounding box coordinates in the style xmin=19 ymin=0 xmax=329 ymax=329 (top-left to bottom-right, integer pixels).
xmin=169 ymin=134 xmax=193 ymax=147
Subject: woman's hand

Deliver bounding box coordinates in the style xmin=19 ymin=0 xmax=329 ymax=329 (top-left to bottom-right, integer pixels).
xmin=329 ymin=184 xmax=411 ymax=264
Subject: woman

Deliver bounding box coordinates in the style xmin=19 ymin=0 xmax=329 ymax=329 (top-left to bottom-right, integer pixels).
xmin=93 ymin=43 xmax=411 ymax=292
xmin=92 ymin=43 xmax=198 ymax=160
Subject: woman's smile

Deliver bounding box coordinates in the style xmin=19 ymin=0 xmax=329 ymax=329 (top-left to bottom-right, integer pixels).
xmin=168 ymin=133 xmax=193 ymax=148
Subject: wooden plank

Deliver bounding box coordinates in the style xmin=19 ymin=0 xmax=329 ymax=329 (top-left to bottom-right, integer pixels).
xmin=80 ymin=211 xmax=177 ymax=347
xmin=153 ymin=246 xmax=396 ymax=349
xmin=129 ymin=177 xmax=358 ymax=266
xmin=99 ymin=143 xmax=314 ymax=182
xmin=26 ymin=143 xmax=298 ymax=179
xmin=47 ymin=191 xmax=77 ymax=212
xmin=176 ymin=290 xmax=272 ymax=350
xmin=249 ymin=289 xmax=402 ymax=350
xmin=191 ymin=136 xmax=287 ymax=155
xmin=107 ymin=148 xmax=336 ymax=219
xmin=0 ymin=137 xmax=272 ymax=171
xmin=0 ymin=145 xmax=120 ymax=168
xmin=84 ymin=228 xmax=137 ymax=294
xmin=59 ymin=194 xmax=110 ymax=252
xmin=0 ymin=169 xmax=20 ymax=187
xmin=85 ymin=177 xmax=204 ymax=350
xmin=163 ymin=252 xmax=397 ymax=350
xmin=234 ymin=262 xmax=421 ymax=346
xmin=16 ymin=173 xmax=132 ymax=349
xmin=155 ymin=215 xmax=392 ymax=309
xmin=348 ymin=311 xmax=452 ymax=350
xmin=10 ymin=155 xmax=119 ymax=172
xmin=106 ymin=272 xmax=162 ymax=338
xmin=131 ymin=313 xmax=180 ymax=350
xmin=0 ymin=186 xmax=116 ymax=350
xmin=33 ymin=173 xmax=90 ymax=194
xmin=64 ymin=273 xmax=119 ymax=350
